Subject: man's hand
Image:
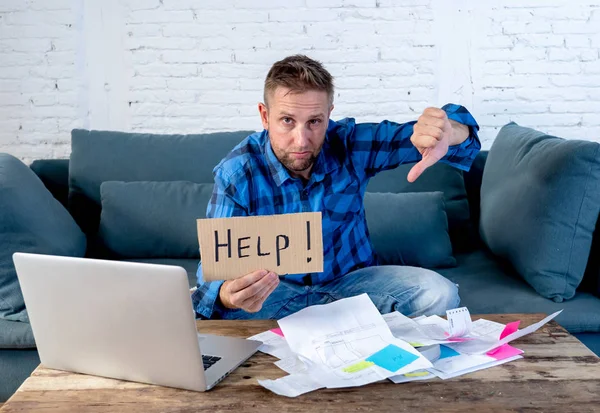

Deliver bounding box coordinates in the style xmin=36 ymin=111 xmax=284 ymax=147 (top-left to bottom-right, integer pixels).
xmin=219 ymin=269 xmax=279 ymax=313
xmin=407 ymin=107 xmax=452 ymax=183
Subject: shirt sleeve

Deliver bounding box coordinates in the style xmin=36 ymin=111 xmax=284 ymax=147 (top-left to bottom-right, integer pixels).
xmin=192 ymin=170 xmax=249 ymax=319
xmin=334 ymin=103 xmax=481 ymax=178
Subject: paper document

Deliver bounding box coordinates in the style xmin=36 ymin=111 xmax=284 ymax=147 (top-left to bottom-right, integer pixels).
xmin=275 ymin=355 xmax=308 ymax=375
xmin=470 ymin=319 xmax=506 ymax=339
xmin=258 ymin=373 xmax=323 ymax=397
xmin=446 ymin=310 xmax=562 ymax=354
xmin=247 ymin=329 xmax=294 ymax=360
xmin=384 ymin=312 xmax=455 ymax=346
xmin=431 ymin=355 xmax=523 ymax=380
xmin=276 ymin=294 xmax=432 ymax=389
xmin=249 ymin=302 xmax=547 ymax=396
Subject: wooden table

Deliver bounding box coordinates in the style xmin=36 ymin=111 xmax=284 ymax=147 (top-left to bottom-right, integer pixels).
xmin=1 ymin=314 xmax=599 ymax=412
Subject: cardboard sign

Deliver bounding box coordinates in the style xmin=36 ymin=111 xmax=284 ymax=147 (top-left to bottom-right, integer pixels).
xmin=197 ymin=212 xmax=323 ymax=281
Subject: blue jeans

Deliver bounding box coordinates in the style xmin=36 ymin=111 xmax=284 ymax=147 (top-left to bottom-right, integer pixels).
xmin=216 ymin=266 xmax=460 ymax=320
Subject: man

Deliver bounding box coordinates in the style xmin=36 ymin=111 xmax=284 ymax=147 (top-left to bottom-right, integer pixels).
xmin=192 ymin=54 xmax=480 ymax=320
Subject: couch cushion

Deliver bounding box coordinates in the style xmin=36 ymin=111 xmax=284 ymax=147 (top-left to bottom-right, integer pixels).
xmin=69 ymin=129 xmax=254 ymax=245
xmin=367 ymin=161 xmax=471 ymax=252
xmin=480 ymin=122 xmax=600 ymax=303
xmin=29 ymin=158 xmax=70 ymax=209
xmin=0 ymin=348 xmax=40 ymax=402
xmin=364 ymin=192 xmax=456 ymax=268
xmin=0 ymin=319 xmax=35 ymax=349
xmin=120 ymin=258 xmax=199 ymax=288
xmin=0 ymin=153 xmax=86 ymax=324
xmin=438 ymin=250 xmax=600 ymax=334
xmin=99 ymin=181 xmax=214 ymax=259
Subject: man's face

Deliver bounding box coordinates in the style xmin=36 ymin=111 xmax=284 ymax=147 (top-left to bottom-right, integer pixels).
xmin=259 ymin=87 xmax=334 ymax=180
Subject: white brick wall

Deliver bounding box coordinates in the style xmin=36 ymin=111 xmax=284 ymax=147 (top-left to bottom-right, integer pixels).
xmin=1 ymin=0 xmax=600 ymax=164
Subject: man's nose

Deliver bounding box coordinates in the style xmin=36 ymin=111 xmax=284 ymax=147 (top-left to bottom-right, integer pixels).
xmin=294 ymin=126 xmax=310 ymax=147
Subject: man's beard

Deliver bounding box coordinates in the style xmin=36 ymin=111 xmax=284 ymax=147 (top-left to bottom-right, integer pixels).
xmin=279 ymin=150 xmax=319 ymax=173
xmin=272 ymin=139 xmax=324 ymax=175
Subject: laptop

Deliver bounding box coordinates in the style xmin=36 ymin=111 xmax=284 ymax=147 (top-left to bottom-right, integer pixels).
xmin=12 ymin=252 xmax=262 ymax=392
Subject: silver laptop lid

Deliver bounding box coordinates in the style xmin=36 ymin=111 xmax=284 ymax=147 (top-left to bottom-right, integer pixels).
xmin=13 ymin=252 xmax=207 ymax=392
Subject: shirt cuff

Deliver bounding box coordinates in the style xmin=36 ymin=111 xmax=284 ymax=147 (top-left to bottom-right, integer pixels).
xmin=440 ymin=103 xmax=482 ymax=171
xmin=192 ymin=263 xmax=225 ymax=319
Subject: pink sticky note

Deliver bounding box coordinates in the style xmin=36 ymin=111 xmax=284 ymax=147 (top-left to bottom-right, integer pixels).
xmin=486 ymin=344 xmax=523 ymax=360
xmin=270 ymin=328 xmax=285 ymax=337
xmin=500 ymin=320 xmax=521 ymax=340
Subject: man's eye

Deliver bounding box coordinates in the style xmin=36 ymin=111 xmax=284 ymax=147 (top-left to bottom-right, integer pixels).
xmin=309 ymin=119 xmax=321 ymax=125
xmin=283 ymin=117 xmax=293 ymax=124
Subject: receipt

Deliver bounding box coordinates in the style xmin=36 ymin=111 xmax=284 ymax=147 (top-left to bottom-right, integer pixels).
xmin=446 ymin=307 xmax=473 ymax=338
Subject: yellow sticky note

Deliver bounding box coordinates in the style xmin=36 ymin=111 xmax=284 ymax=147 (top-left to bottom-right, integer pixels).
xmin=408 ymin=342 xmax=425 ymax=347
xmin=404 ymin=371 xmax=430 ymax=378
xmin=343 ymin=361 xmax=374 ymax=373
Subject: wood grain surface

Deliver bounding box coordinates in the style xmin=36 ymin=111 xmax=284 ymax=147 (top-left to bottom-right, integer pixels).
xmin=2 ymin=314 xmax=599 ymax=413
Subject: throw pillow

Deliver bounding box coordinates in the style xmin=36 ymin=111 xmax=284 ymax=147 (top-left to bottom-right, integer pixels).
xmin=364 ymin=191 xmax=456 ymax=268
xmin=480 ymin=122 xmax=600 ymax=302
xmin=367 ymin=162 xmax=472 ymax=252
xmin=98 ymin=181 xmax=214 ymax=258
xmin=0 ymin=153 xmax=86 ymax=323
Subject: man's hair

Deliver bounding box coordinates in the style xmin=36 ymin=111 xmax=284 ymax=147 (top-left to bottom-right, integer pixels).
xmin=263 ymin=54 xmax=334 ymax=107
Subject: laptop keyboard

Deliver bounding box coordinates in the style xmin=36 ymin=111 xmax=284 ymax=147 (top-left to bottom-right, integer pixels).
xmin=202 ymin=355 xmax=222 ymax=370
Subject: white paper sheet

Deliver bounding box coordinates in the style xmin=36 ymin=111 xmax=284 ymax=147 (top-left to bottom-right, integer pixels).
xmin=383 ymin=312 xmax=455 ymax=346
xmin=258 ymin=373 xmax=323 ymax=397
xmin=247 ymin=330 xmax=295 ymax=360
xmin=277 ymin=294 xmax=433 ymax=388
xmin=470 ymin=319 xmax=506 ymax=339
xmin=275 ymin=355 xmax=308 ymax=375
xmin=415 ymin=314 xmax=451 ymax=340
xmin=446 ymin=310 xmax=562 ymax=354
xmin=432 ymin=353 xmax=495 ymax=374
xmin=430 ymin=355 xmax=523 ymax=380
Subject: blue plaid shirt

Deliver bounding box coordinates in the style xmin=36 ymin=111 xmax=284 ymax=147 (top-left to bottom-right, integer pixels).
xmin=192 ymin=104 xmax=480 ymax=318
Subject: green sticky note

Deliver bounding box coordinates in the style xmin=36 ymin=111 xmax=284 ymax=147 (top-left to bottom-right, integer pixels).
xmin=343 ymin=360 xmax=374 ymax=373
xmin=404 ymin=371 xmax=430 ymax=378
xmin=408 ymin=342 xmax=425 ymax=347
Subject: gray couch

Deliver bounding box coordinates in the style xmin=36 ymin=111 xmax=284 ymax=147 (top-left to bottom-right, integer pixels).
xmin=1 ymin=123 xmax=598 ymax=402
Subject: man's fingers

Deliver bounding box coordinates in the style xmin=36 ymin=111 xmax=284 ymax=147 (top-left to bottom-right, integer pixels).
xmin=407 ymin=156 xmax=438 ymax=183
xmin=244 ymin=278 xmax=280 ymax=313
xmin=231 ymin=272 xmax=277 ymax=305
xmin=411 ymin=133 xmax=439 ymax=149
xmin=417 ymin=115 xmax=446 ymax=130
xmin=414 ymin=124 xmax=443 ymax=141
xmin=229 ymin=269 xmax=269 ymax=292
xmin=423 ymin=107 xmax=447 ymax=119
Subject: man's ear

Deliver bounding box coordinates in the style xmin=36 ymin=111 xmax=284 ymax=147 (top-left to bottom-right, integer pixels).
xmin=258 ymin=102 xmax=269 ymax=130
xmin=328 ymin=104 xmax=335 ymax=118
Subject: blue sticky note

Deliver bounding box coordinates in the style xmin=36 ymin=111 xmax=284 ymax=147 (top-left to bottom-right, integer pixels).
xmin=439 ymin=345 xmax=460 ymax=359
xmin=365 ymin=344 xmax=419 ymax=372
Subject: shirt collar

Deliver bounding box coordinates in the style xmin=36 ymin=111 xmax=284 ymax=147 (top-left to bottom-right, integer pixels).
xmin=264 ymin=128 xmax=342 ymax=187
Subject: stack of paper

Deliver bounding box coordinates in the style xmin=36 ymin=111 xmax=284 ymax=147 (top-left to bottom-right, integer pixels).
xmin=249 ymin=294 xmax=433 ymax=396
xmin=247 ymin=295 xmax=562 ymax=397
xmin=385 ymin=308 xmax=561 ymax=383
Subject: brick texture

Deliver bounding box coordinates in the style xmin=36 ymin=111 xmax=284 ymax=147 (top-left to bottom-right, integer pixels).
xmin=1 ymin=1 xmax=599 ymax=164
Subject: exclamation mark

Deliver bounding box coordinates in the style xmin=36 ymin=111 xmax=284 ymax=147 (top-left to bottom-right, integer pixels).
xmin=306 ymin=220 xmax=312 ymax=263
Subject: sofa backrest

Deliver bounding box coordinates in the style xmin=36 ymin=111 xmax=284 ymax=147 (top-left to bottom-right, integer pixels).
xmin=67 ymin=129 xmax=254 ymax=237
xmin=32 ymin=129 xmax=492 ymax=254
